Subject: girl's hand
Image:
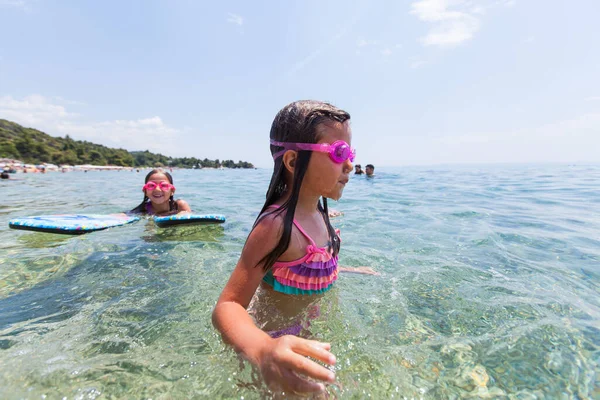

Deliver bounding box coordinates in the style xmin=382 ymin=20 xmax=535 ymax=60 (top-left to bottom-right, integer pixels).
xmin=258 ymin=336 xmax=336 ymax=394
xmin=339 ymin=266 xmax=379 ymax=275
xmin=328 ymin=209 xmax=343 ymax=218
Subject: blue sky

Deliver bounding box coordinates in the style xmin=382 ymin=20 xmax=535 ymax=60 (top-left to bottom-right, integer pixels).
xmin=0 ymin=0 xmax=598 ymax=167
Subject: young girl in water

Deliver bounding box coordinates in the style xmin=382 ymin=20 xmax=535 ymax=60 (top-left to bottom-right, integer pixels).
xmin=212 ymin=100 xmax=376 ymax=395
xmin=129 ymin=169 xmax=191 ymax=215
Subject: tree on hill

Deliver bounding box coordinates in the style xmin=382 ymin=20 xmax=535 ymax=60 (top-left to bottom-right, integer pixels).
xmin=0 ymin=119 xmax=254 ymax=168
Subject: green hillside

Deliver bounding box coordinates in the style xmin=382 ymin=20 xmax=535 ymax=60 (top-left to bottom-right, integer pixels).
xmin=0 ymin=119 xmax=254 ymax=169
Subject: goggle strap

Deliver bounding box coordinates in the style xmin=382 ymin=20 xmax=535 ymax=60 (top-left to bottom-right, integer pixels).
xmin=270 ymin=139 xmax=355 ymax=163
xmin=272 ymin=150 xmax=286 ymax=160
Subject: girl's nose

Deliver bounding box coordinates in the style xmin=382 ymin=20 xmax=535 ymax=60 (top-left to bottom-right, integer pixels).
xmin=343 ymin=159 xmax=353 ymax=173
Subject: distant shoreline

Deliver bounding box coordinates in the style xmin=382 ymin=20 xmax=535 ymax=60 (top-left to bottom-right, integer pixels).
xmin=0 ymin=119 xmax=255 ymax=169
xmin=1 ymin=165 xmax=257 ymax=174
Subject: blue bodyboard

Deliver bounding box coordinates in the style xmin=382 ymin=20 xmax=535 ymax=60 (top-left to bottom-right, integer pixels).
xmin=9 ymin=214 xmax=139 ymax=235
xmin=153 ymin=214 xmax=226 ymax=228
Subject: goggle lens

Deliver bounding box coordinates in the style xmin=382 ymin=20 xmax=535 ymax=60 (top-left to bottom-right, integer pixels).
xmin=330 ymin=141 xmax=356 ymax=163
xmin=143 ymin=182 xmax=174 ymax=191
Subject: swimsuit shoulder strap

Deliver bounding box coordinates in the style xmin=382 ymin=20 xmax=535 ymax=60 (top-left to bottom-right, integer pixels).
xmin=265 ymin=204 xmax=317 ymax=247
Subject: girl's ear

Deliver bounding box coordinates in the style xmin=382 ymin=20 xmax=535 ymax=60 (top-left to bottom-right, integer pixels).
xmin=282 ymin=150 xmax=297 ymax=173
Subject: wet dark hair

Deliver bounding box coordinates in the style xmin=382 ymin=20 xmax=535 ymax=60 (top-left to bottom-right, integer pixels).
xmin=366 ymin=164 xmax=374 ymax=169
xmin=253 ymin=100 xmax=350 ymax=272
xmin=129 ymin=169 xmax=177 ymax=214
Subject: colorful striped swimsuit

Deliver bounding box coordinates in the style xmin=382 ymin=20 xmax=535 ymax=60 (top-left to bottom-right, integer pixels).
xmin=262 ymin=208 xmax=339 ymax=296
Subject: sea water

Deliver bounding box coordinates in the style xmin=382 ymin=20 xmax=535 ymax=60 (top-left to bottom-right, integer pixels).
xmin=0 ymin=165 xmax=598 ymax=399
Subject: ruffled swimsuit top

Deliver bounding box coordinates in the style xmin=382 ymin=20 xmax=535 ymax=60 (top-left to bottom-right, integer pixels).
xmin=145 ymin=200 xmax=178 ymax=215
xmin=262 ymin=206 xmax=339 ymax=296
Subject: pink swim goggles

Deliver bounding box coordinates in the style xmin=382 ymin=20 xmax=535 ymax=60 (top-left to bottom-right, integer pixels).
xmin=143 ymin=181 xmax=175 ymax=191
xmin=270 ymin=139 xmax=356 ymax=164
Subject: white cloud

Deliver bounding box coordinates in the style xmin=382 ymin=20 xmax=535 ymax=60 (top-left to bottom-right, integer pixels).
xmin=0 ymin=0 xmax=27 ymax=9
xmin=357 ymin=38 xmax=378 ymax=47
xmin=226 ymin=13 xmax=244 ymax=26
xmin=409 ymin=56 xmax=428 ymax=69
xmin=496 ymin=0 xmax=516 ymax=7
xmin=410 ymin=60 xmax=427 ymax=69
xmin=53 ymin=96 xmax=87 ymax=106
xmin=286 ymin=20 xmax=355 ymax=77
xmin=57 ymin=117 xmax=180 ymax=153
xmin=357 ymin=38 xmax=396 ymax=58
xmin=0 ymin=94 xmax=75 ymax=126
xmin=585 ymin=96 xmax=600 ymax=101
xmin=470 ymin=5 xmax=486 ymax=15
xmin=410 ymin=0 xmax=481 ymax=47
xmin=0 ymin=0 xmax=35 ymax=11
xmin=523 ymin=35 xmax=535 ymax=44
xmin=0 ymin=95 xmax=182 ymax=154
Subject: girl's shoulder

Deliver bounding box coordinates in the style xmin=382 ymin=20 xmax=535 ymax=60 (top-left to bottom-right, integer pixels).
xmin=242 ymin=210 xmax=286 ymax=263
xmin=247 ymin=208 xmax=290 ymax=250
xmin=255 ymin=207 xmax=285 ymax=232
xmin=175 ymin=198 xmax=191 ymax=212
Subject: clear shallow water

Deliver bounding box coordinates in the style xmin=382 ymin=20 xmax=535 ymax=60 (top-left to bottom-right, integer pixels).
xmin=0 ymin=165 xmax=598 ymax=399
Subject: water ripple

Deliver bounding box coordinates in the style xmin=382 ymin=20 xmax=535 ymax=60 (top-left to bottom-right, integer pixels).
xmin=0 ymin=165 xmax=598 ymax=398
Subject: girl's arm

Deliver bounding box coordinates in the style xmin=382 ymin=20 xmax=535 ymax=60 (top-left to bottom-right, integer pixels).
xmin=338 ymin=266 xmax=379 ymax=275
xmin=212 ymin=215 xmax=336 ymax=394
xmin=175 ymin=199 xmax=192 ymax=213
